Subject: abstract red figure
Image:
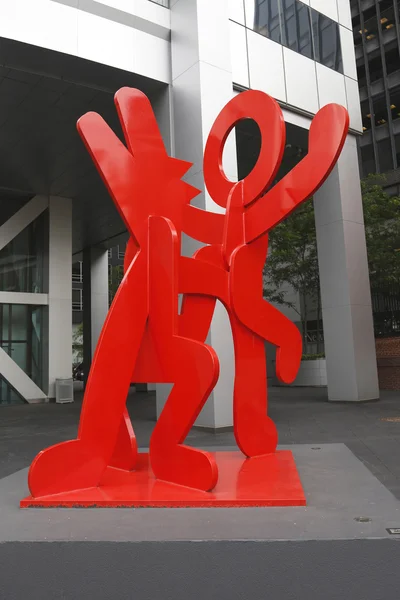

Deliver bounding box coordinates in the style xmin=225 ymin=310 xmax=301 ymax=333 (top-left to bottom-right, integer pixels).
xmin=21 ymin=87 xmax=349 ymax=508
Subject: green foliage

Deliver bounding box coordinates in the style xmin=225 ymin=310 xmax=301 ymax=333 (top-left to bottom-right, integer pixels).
xmin=263 ymin=200 xmax=320 ymax=353
xmin=263 ymin=201 xmax=319 ymax=310
xmin=263 ymin=173 xmax=400 ymax=351
xmin=301 ymin=353 xmax=325 ymax=361
xmin=72 ymin=322 xmax=83 ymax=364
xmin=109 ymin=264 xmax=124 ymax=305
xmin=361 ymin=174 xmax=400 ymax=289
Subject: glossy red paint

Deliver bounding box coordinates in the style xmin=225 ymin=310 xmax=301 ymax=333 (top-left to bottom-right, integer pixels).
xmin=21 ymin=451 xmax=306 ymax=508
xmin=22 ymin=88 xmax=349 ymax=508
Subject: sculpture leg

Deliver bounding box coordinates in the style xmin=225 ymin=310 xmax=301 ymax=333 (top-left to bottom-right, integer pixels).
xmin=230 ymin=243 xmax=302 ymax=384
xmin=150 ymin=335 xmax=219 ymax=491
xmin=147 ymin=216 xmax=219 ymax=492
xmin=109 ymin=408 xmax=138 ymax=471
xmin=28 ymin=252 xmax=148 ymax=498
xmin=235 ymin=296 xmax=303 ymax=385
xmin=230 ymin=315 xmax=278 ymax=457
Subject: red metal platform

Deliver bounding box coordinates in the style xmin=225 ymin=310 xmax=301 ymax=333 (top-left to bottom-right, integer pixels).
xmin=21 ymin=451 xmax=306 ymax=508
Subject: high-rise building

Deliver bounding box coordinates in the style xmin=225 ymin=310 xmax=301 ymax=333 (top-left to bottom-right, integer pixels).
xmin=351 ymin=0 xmax=400 ymax=194
xmin=0 ymin=0 xmax=380 ymax=414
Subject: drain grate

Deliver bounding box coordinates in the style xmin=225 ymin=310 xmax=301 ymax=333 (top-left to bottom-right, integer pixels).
xmin=386 ymin=528 xmax=400 ymax=535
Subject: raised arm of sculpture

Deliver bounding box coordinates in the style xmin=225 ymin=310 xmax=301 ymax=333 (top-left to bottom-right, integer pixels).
xmin=245 ymin=103 xmax=349 ymax=243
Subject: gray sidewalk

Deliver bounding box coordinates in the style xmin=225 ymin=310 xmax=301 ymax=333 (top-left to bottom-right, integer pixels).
xmin=2 ymin=386 xmax=400 ymax=600
xmin=1 ymin=385 xmax=400 ymax=499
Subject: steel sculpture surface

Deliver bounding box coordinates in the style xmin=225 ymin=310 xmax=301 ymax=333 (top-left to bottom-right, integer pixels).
xmin=21 ymin=88 xmax=349 ymax=508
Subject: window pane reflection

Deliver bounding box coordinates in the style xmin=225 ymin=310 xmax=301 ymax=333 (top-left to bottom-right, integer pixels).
xmin=312 ymin=11 xmax=343 ymax=73
xmin=245 ymin=0 xmax=282 ymax=44
xmin=0 ymin=375 xmax=24 ymax=405
xmin=242 ymin=0 xmax=343 ymax=73
xmin=281 ymin=0 xmax=313 ymax=59
xmin=0 ymin=211 xmax=47 ymax=293
xmin=0 ymin=304 xmax=45 ymax=396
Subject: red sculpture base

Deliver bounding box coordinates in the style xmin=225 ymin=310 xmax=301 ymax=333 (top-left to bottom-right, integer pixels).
xmin=20 ymin=451 xmax=306 ymax=508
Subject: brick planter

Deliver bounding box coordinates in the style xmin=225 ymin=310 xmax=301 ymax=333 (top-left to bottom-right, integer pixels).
xmin=376 ymin=337 xmax=400 ymax=390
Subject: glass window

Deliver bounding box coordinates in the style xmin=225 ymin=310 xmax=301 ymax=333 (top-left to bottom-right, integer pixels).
xmin=280 ymin=0 xmax=296 ymax=51
xmin=390 ymin=89 xmax=400 ymax=122
xmin=373 ymin=94 xmax=389 ymax=127
xmin=243 ymin=0 xmax=344 ymax=73
xmin=377 ymin=138 xmax=394 ymax=172
xmin=0 ymin=304 xmax=44 ymax=396
xmin=357 ymin=63 xmax=366 ymax=88
xmin=379 ymin=1 xmax=396 ymax=37
xmin=368 ymin=53 xmax=383 ymax=83
xmin=72 ymin=261 xmax=82 ymax=283
xmin=296 ymin=1 xmax=313 ymax=59
xmin=72 ymin=289 xmax=83 ymax=312
xmin=281 ymin=0 xmax=313 ymax=59
xmin=312 ymin=10 xmax=343 ymax=73
xmin=0 ymin=376 xmax=24 ymax=405
xmin=361 ymin=99 xmax=372 ymax=132
xmin=0 ymin=211 xmax=47 ymax=293
xmin=361 ymin=145 xmax=377 ymax=177
xmin=245 ymin=0 xmax=282 ymax=44
xmin=362 ymin=9 xmax=379 ymax=44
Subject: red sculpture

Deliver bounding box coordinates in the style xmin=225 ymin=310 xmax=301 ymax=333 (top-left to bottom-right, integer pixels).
xmin=21 ymin=88 xmax=349 ymax=508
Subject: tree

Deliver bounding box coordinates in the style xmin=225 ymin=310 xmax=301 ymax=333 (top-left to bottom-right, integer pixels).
xmin=72 ymin=322 xmax=83 ymax=364
xmin=263 ymin=200 xmax=321 ymax=354
xmin=109 ymin=264 xmax=124 ymax=305
xmin=263 ymin=174 xmax=400 ymax=351
xmin=361 ymin=174 xmax=400 ymax=289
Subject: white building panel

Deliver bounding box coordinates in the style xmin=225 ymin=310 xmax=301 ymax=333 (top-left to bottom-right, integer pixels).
xmin=310 ymin=0 xmax=339 ymax=21
xmin=229 ymin=0 xmax=245 ymax=25
xmin=340 ymin=25 xmax=358 ymax=81
xmin=197 ymin=0 xmax=232 ymax=72
xmin=230 ymin=22 xmax=249 ymax=88
xmin=283 ymin=47 xmax=319 ymax=114
xmin=336 ymin=0 xmax=353 ymax=30
xmin=247 ymin=30 xmax=286 ymax=103
xmin=345 ymin=76 xmax=363 ymax=133
xmin=316 ymin=63 xmax=347 ymax=110
xmin=0 ymin=0 xmax=79 ymax=56
xmin=135 ymin=29 xmax=170 ymax=82
xmin=77 ymin=11 xmax=136 ymax=73
xmin=0 ymin=0 xmax=171 ymax=83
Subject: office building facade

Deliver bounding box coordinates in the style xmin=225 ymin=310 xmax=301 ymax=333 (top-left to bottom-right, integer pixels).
xmin=0 ymin=0 xmax=379 ymax=424
xmin=351 ymin=0 xmax=400 ymax=193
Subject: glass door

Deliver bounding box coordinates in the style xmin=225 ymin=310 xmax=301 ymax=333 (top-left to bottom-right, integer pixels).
xmin=0 ymin=304 xmax=44 ymax=404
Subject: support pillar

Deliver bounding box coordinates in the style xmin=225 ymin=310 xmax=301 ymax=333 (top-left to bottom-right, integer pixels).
xmin=162 ymin=0 xmax=236 ymax=429
xmin=47 ymin=197 xmax=73 ymax=399
xmin=314 ymin=135 xmax=379 ymax=401
xmin=83 ymin=247 xmax=109 ymax=383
